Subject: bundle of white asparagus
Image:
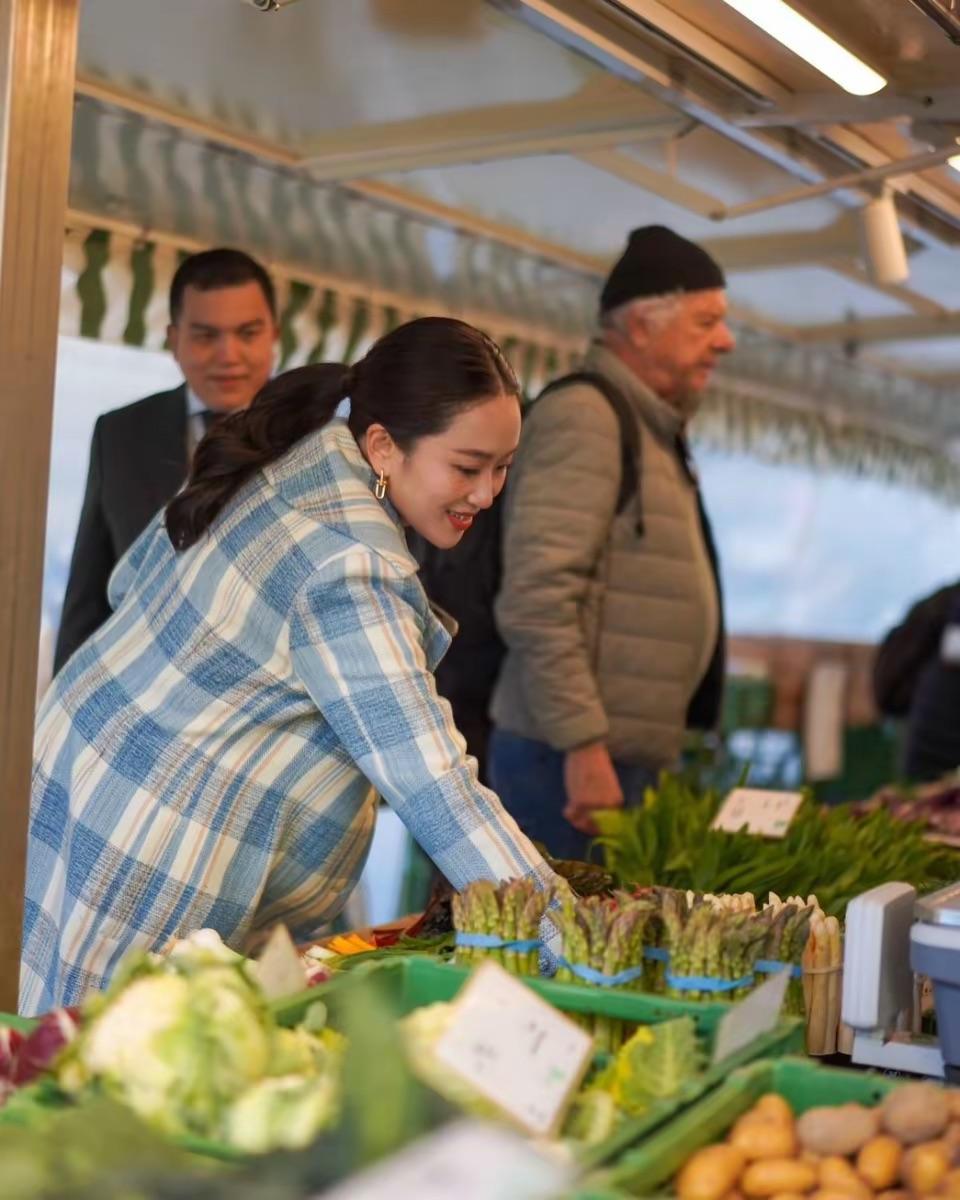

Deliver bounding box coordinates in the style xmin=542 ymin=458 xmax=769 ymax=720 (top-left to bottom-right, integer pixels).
xmin=796 ymin=897 xmax=843 ymax=1055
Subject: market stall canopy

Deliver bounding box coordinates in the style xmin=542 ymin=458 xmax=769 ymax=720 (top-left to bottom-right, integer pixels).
xmin=66 ymin=0 xmax=960 ymax=495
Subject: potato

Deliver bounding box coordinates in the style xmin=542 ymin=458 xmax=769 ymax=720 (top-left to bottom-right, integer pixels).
xmin=947 ymin=1091 xmax=960 ymax=1121
xmin=809 ymin=1192 xmax=868 ymax=1200
xmin=818 ymin=1156 xmax=871 ymax=1198
xmin=752 ymin=1094 xmax=795 ymax=1126
xmin=797 ymin=1106 xmax=880 ymax=1157
xmin=901 ymin=1141 xmax=950 ymax=1194
xmin=730 ymin=1116 xmax=797 ymax=1161
xmin=943 ymin=1168 xmax=960 ymax=1199
xmin=677 ymin=1146 xmax=747 ymax=1200
xmin=874 ymin=1192 xmax=909 ymax=1200
xmin=881 ymin=1083 xmax=949 ymax=1145
xmin=741 ymin=1159 xmax=818 ymax=1197
xmin=856 ymin=1135 xmax=902 ymax=1191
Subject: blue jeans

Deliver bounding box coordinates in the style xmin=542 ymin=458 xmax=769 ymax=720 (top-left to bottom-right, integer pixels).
xmin=488 ymin=729 xmax=656 ymax=862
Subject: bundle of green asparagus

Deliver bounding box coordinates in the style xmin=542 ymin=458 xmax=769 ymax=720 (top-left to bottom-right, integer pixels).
xmin=649 ymin=889 xmax=814 ymax=1004
xmin=451 ymin=879 xmax=550 ymax=976
xmin=662 ymin=902 xmax=769 ymax=1001
xmin=761 ymin=892 xmax=816 ymax=1017
xmin=551 ymin=893 xmax=654 ymax=1052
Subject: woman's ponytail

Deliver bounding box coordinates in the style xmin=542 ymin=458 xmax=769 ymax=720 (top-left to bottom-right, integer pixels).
xmin=167 ymin=317 xmax=523 ymax=551
xmin=165 ymin=362 xmax=351 ymax=550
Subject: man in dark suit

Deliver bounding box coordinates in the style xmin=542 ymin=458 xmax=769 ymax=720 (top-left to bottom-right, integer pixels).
xmin=53 ymin=248 xmax=279 ymax=672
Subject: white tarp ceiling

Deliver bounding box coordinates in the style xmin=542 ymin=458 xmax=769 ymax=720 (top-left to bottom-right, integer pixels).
xmin=66 ymin=0 xmax=960 ymax=494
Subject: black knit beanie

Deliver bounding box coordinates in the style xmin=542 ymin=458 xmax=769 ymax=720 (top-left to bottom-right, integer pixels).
xmin=600 ymin=225 xmax=725 ymax=313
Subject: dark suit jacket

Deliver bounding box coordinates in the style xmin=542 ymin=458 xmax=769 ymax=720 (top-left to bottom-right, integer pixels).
xmin=53 ymin=386 xmax=189 ymax=673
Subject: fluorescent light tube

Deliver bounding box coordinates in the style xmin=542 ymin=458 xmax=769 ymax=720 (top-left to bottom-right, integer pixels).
xmin=949 ymin=154 xmax=960 ymax=174
xmin=718 ymin=0 xmax=887 ymax=96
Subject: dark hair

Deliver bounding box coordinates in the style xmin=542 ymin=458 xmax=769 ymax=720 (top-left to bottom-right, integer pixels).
xmin=165 ymin=316 xmax=519 ymax=550
xmin=169 ymin=248 xmax=277 ymax=324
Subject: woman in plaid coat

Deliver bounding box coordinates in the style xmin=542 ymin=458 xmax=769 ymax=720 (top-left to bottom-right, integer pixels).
xmin=21 ymin=318 xmax=555 ymax=1013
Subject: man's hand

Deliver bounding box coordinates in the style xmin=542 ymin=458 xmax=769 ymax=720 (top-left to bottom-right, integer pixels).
xmin=562 ymin=742 xmax=624 ymax=835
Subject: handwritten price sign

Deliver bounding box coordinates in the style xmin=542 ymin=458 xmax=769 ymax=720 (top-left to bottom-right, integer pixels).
xmin=434 ymin=961 xmax=594 ymax=1137
xmin=712 ymin=788 xmax=803 ymax=838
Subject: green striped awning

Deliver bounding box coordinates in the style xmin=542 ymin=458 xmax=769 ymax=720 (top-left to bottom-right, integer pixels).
xmin=61 ymin=219 xmax=960 ymax=499
xmin=60 ymin=221 xmax=584 ymax=396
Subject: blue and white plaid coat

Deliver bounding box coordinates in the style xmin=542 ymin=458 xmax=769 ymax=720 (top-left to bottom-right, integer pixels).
xmin=21 ymin=420 xmax=551 ymax=1014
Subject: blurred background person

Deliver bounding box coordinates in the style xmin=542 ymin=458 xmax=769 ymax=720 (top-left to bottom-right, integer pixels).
xmin=53 ymin=248 xmax=279 ymax=672
xmin=489 ymin=226 xmax=734 ymax=860
xmin=875 ymin=579 xmax=960 ymax=781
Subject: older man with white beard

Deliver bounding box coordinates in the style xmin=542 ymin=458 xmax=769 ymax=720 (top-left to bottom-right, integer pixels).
xmin=490 ymin=225 xmax=735 ymax=860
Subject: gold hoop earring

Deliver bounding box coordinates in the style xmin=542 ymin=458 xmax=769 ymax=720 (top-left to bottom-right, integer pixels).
xmin=374 ymin=470 xmax=388 ymax=501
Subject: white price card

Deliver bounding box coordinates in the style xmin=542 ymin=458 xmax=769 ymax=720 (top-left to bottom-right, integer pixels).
xmin=434 ymin=961 xmax=594 ymax=1138
xmin=712 ymin=788 xmax=803 ymax=838
xmin=712 ymin=967 xmax=790 ymax=1066
xmin=254 ymin=924 xmax=308 ymax=1001
xmin=320 ymin=1119 xmax=571 ymax=1200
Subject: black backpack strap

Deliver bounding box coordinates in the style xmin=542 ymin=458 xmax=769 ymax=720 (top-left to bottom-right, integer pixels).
xmin=535 ymin=371 xmax=642 ymax=528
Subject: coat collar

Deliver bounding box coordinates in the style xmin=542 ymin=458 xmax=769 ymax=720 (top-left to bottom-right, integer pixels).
xmin=584 ymin=341 xmax=684 ymax=445
xmin=140 ymin=385 xmax=189 ymax=507
xmin=263 ymin=419 xmax=418 ymax=576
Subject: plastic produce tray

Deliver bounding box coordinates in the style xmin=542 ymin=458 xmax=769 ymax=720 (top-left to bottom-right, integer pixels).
xmin=274 ymin=957 xmax=804 ymax=1170
xmin=0 ymin=1011 xmax=35 ymax=1034
xmin=275 ymin=956 xmax=744 ymax=1027
xmin=0 ymin=959 xmax=804 ymax=1170
xmin=592 ymin=1056 xmax=897 ymax=1195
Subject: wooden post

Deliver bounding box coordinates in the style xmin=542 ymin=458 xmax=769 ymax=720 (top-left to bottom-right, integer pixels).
xmin=0 ymin=0 xmax=79 ymax=1011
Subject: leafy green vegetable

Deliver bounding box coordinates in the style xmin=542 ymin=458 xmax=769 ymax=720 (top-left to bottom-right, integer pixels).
xmin=594 ymin=775 xmax=959 ymax=916
xmin=55 ymin=933 xmax=343 ymax=1152
xmin=149 ymin=979 xmax=456 ymax=1200
xmin=60 ymin=962 xmax=273 ymax=1136
xmin=224 ymin=1074 xmax=340 ymax=1154
xmin=563 ymin=1088 xmax=620 ymax=1146
xmin=594 ymin=1017 xmax=702 ymax=1117
xmin=534 ymin=844 xmax=615 ymax=897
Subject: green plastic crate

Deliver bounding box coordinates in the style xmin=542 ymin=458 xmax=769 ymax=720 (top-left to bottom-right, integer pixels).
xmin=1 ymin=962 xmax=803 ymax=1171
xmin=594 ymin=1056 xmax=897 ymax=1196
xmin=275 ymin=957 xmax=804 ymax=1170
xmin=0 ymin=1012 xmax=35 ymax=1034
xmin=568 ymin=1190 xmax=636 ymax=1200
xmin=273 ymin=956 xmax=743 ymax=1027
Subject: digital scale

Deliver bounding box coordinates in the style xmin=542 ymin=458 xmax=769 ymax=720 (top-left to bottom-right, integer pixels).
xmin=841 ymin=880 xmax=960 ymax=1079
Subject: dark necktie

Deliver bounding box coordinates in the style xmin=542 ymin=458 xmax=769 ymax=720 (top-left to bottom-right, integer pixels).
xmin=199 ymin=408 xmax=222 ymax=436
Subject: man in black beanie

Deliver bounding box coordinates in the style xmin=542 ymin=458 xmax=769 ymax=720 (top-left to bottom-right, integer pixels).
xmin=489 ymin=225 xmax=734 ymax=859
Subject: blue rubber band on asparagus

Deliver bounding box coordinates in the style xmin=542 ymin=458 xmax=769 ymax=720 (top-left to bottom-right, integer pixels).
xmin=556 ymin=957 xmax=646 ymax=987
xmin=665 ymin=971 xmax=754 ymax=992
xmin=454 ymin=933 xmax=541 ymax=951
